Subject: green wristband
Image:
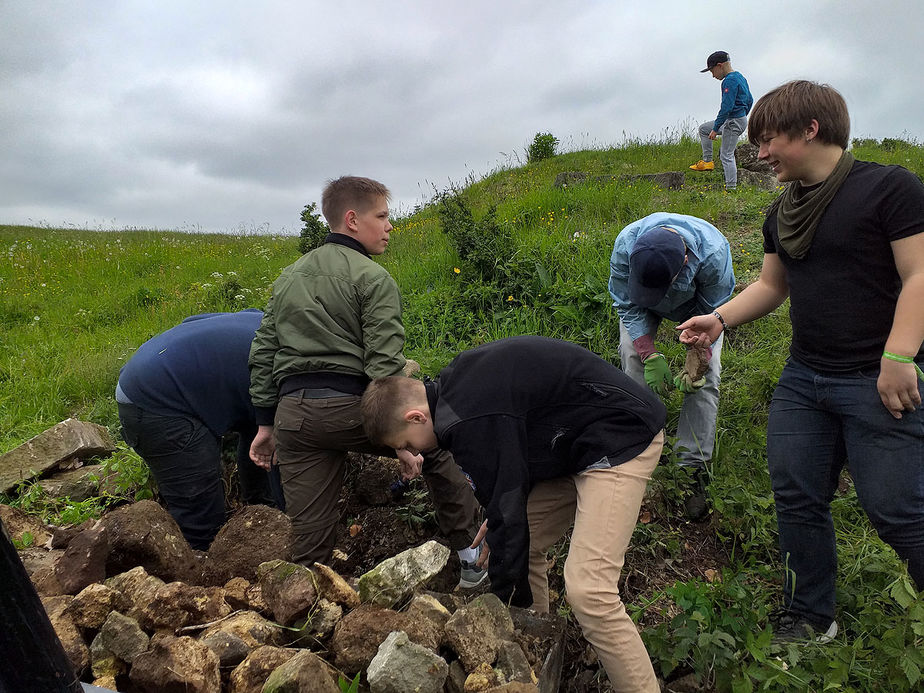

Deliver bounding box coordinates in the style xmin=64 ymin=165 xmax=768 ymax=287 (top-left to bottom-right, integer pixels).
xmin=883 ymin=351 xmax=924 ymax=382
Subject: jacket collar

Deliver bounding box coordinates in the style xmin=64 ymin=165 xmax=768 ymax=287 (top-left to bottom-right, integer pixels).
xmin=324 ymin=232 xmax=370 ymax=258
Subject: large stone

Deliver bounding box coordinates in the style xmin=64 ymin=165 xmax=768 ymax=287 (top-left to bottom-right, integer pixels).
xmin=101 ymin=499 xmax=196 ymax=583
xmin=0 ymin=503 xmax=52 ymax=546
xmin=227 ymin=645 xmax=297 ymax=693
xmin=0 ymin=419 xmax=115 ymax=493
xmin=54 ymin=521 xmax=109 ymax=594
xmin=620 ymin=171 xmax=686 ymax=190
xmin=68 ymin=582 xmax=120 ymax=630
xmin=312 ymin=562 xmax=360 ymax=608
xmin=222 ymin=576 xmax=266 ymax=612
xmin=138 ymin=581 xmax=231 ymax=631
xmin=330 ymin=604 xmax=440 ymax=674
xmin=406 ymin=592 xmax=451 ymax=626
xmin=105 ymin=565 xmax=165 ymax=617
xmin=443 ymin=593 xmax=516 ymax=671
xmin=358 ymin=539 xmax=450 ymax=607
xmin=256 ymin=559 xmax=318 ymax=626
xmin=130 ymin=633 xmax=221 ymax=693
xmin=203 ymin=505 xmax=292 ymax=586
xmin=40 ymin=594 xmax=89 ymax=677
xmin=199 ymin=610 xmax=284 ymax=649
xmin=92 ymin=611 xmax=149 ymax=666
xmin=738 ymin=168 xmax=780 ymax=190
xmin=261 ymin=649 xmax=340 ymax=692
xmin=367 ymin=630 xmax=449 ymax=693
xmin=736 ymin=142 xmax=774 ymax=174
xmin=37 ymin=464 xmax=104 ymax=501
xmin=495 ymin=640 xmax=535 ymax=685
xmin=201 ymin=630 xmax=251 ymax=668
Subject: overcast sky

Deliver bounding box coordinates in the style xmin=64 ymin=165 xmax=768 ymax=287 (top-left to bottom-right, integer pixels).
xmin=2 ymin=1 xmax=922 ymax=234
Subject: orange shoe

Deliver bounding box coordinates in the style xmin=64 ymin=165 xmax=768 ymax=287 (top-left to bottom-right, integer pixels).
xmin=689 ymin=160 xmax=715 ymax=171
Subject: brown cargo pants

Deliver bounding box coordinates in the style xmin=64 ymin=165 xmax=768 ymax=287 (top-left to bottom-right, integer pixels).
xmin=274 ymin=389 xmax=481 ymax=566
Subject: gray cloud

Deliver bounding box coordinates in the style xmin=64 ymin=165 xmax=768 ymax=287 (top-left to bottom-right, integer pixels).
xmin=1 ymin=1 xmax=921 ymax=233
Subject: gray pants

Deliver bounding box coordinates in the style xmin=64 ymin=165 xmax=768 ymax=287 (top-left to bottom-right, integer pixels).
xmin=618 ymin=321 xmax=723 ymax=470
xmin=698 ymin=116 xmax=747 ymax=188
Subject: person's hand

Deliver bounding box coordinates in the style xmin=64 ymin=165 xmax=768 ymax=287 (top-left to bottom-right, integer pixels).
xmin=878 ymin=356 xmax=923 ymax=419
xmin=674 ymin=372 xmax=706 ymax=393
xmin=709 ymin=130 xmax=718 ymax=140
xmin=676 ymin=314 xmax=723 ymax=347
xmin=643 ymin=353 xmax=673 ymax=396
xmin=396 ymin=448 xmax=423 ymax=480
xmin=471 ymin=520 xmax=490 ymax=569
xmin=249 ymin=425 xmax=275 ymax=470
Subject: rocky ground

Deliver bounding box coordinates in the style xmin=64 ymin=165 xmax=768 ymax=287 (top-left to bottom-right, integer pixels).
xmin=5 ymin=450 xmax=727 ymax=692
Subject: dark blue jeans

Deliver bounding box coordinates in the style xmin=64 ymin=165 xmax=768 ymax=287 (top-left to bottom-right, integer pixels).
xmin=119 ymin=404 xmax=283 ymax=550
xmin=767 ymin=359 xmax=924 ymax=628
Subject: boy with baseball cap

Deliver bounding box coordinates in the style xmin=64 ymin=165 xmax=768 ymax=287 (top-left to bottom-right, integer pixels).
xmin=609 ymin=212 xmax=735 ymax=519
xmin=690 ymin=50 xmax=754 ymax=191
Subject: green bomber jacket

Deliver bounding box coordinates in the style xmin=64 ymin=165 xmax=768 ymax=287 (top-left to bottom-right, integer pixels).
xmin=248 ymin=234 xmax=405 ymax=423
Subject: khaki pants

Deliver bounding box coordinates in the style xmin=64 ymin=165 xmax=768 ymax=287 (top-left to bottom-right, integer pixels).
xmin=527 ymin=431 xmax=664 ymax=693
xmin=274 ymin=391 xmax=480 ymax=565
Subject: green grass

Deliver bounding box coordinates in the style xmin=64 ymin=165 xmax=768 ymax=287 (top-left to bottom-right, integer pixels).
xmin=2 ymin=134 xmax=922 ymax=691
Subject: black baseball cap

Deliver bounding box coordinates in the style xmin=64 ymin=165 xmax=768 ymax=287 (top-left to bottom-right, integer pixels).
xmin=700 ymin=50 xmax=730 ymax=72
xmin=628 ymin=227 xmax=686 ymax=308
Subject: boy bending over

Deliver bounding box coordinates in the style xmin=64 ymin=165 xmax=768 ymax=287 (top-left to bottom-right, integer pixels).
xmin=362 ymin=335 xmax=666 ymax=693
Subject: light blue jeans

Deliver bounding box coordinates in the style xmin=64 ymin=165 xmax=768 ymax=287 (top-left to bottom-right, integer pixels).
xmin=618 ymin=321 xmax=723 ymax=470
xmin=698 ymin=116 xmax=747 ymax=188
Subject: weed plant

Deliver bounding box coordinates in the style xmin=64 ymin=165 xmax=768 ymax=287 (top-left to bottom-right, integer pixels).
xmin=2 ymin=135 xmax=923 ymax=691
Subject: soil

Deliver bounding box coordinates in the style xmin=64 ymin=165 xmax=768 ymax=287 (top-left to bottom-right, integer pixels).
xmin=311 ymin=453 xmax=729 ymax=692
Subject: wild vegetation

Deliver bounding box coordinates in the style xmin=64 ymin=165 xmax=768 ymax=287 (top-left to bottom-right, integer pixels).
xmin=2 ymin=133 xmax=923 ymax=692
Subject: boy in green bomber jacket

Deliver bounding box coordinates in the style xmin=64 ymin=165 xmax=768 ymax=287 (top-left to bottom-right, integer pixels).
xmin=248 ymin=176 xmax=484 ymax=581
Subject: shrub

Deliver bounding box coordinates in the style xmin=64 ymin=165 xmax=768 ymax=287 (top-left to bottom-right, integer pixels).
xmin=526 ymin=132 xmax=559 ymax=163
xmin=298 ymin=202 xmax=328 ymax=254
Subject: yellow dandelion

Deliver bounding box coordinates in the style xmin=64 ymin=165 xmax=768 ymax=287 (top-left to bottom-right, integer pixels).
xmin=453 ymin=267 xmax=461 ymax=274
xmin=507 ymin=295 xmax=514 ymax=302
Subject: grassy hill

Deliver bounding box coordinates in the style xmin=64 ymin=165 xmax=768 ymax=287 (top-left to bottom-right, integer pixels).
xmin=2 ymin=134 xmax=922 ymax=691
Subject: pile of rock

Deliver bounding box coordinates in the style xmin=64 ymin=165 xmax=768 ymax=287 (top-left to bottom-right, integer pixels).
xmin=6 ymin=500 xmax=561 ymax=693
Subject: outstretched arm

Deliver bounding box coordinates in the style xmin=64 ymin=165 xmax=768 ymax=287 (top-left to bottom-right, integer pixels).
xmin=678 ymin=252 xmax=789 ymax=345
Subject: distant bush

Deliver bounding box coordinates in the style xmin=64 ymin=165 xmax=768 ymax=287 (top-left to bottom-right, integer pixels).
xmin=526 ymin=132 xmax=559 ymax=163
xmin=298 ymin=202 xmax=328 ymax=254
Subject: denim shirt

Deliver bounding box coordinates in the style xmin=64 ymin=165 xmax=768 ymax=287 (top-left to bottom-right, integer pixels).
xmin=608 ymin=212 xmax=735 ymax=342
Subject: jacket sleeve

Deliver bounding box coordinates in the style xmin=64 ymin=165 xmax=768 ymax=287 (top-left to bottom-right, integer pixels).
xmin=249 ymin=290 xmax=281 ymax=425
xmin=361 ymin=273 xmax=407 ymax=379
xmin=444 ymin=415 xmax=533 ymax=607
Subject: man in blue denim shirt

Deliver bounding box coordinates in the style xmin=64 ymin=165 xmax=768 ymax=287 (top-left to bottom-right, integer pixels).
xmin=609 ymin=212 xmax=735 ymax=518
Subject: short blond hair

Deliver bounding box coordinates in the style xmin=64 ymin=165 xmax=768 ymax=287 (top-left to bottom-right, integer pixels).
xmin=321 ymin=176 xmax=391 ymax=229
xmin=361 ymin=376 xmax=422 ymax=445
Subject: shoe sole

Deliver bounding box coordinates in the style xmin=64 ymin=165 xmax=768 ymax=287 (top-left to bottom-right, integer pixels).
xmin=457 ymin=572 xmax=489 ymax=589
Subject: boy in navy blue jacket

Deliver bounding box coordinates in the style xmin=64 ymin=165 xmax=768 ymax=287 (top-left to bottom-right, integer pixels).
xmin=690 ymin=50 xmax=753 ymax=191
xmin=361 ymin=336 xmax=666 ymax=692
xmin=117 ymin=310 xmax=283 ymax=550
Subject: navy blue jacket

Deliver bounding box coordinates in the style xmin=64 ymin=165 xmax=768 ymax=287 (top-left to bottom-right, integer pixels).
xmin=426 ymin=336 xmax=666 ymax=606
xmin=118 ymin=310 xmax=262 ymax=437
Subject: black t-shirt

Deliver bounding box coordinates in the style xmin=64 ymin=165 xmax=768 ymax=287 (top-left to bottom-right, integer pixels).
xmin=762 ymin=160 xmax=924 ymax=373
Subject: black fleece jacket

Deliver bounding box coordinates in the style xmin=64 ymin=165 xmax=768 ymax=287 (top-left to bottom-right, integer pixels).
xmin=425 ymin=336 xmax=666 ymax=606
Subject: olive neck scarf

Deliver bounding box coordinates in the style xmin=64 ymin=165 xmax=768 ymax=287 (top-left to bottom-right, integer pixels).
xmin=775 ymin=150 xmax=855 ymax=259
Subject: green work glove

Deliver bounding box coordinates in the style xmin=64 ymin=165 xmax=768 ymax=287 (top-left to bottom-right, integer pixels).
xmin=643 ymin=353 xmax=673 ymax=396
xmin=674 ymin=372 xmax=707 ymax=394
